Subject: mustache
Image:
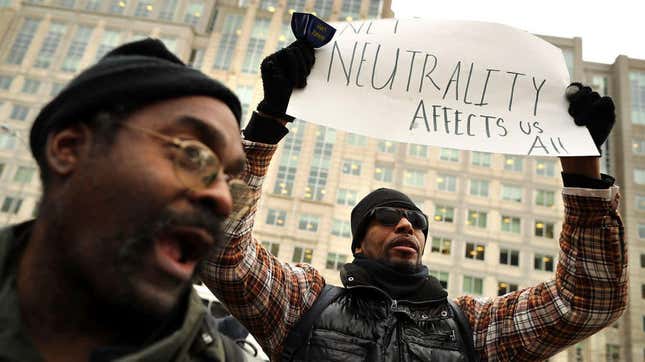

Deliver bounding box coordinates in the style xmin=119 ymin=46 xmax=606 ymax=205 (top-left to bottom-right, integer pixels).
xmin=118 ymin=205 xmax=225 ymax=271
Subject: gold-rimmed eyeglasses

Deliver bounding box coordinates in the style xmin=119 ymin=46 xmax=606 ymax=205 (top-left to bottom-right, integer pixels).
xmin=122 ymin=123 xmax=251 ymax=220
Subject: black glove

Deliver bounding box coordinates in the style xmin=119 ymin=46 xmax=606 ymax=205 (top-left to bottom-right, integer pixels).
xmin=256 ymin=39 xmax=315 ymax=121
xmin=565 ymin=82 xmax=615 ymax=154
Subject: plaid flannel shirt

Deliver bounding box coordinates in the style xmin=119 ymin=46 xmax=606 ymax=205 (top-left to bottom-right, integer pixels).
xmin=201 ymin=140 xmax=628 ymax=361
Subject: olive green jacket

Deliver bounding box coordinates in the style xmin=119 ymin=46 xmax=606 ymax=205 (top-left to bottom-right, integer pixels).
xmin=0 ymin=221 xmax=255 ymax=362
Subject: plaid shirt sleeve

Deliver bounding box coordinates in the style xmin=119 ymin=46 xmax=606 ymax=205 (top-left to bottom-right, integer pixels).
xmin=455 ymin=186 xmax=627 ymax=361
xmin=200 ymin=140 xmax=326 ymax=360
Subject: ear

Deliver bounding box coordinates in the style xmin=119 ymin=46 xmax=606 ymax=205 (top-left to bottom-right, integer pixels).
xmin=45 ymin=124 xmax=93 ymax=178
xmin=353 ymin=246 xmax=363 ymax=254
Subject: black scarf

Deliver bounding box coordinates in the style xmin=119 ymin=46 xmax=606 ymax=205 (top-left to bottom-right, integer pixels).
xmin=346 ymin=254 xmax=447 ymax=302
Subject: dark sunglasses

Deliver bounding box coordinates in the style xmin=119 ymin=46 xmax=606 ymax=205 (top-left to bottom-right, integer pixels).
xmin=368 ymin=207 xmax=428 ymax=230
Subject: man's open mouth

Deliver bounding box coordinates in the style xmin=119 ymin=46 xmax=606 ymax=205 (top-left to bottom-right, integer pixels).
xmin=388 ymin=237 xmax=419 ymax=254
xmin=154 ymin=226 xmax=214 ymax=280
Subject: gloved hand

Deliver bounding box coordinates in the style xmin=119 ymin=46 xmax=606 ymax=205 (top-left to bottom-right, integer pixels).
xmin=565 ymin=82 xmax=615 ymax=154
xmin=256 ymin=39 xmax=315 ymax=121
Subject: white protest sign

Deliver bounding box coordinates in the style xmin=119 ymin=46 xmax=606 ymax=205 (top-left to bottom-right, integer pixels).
xmin=287 ymin=18 xmax=599 ymax=156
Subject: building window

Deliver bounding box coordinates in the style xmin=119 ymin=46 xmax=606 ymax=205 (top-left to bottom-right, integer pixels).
xmin=184 ymin=1 xmax=204 ymax=26
xmin=336 ymin=188 xmax=358 ymax=206
xmin=367 ymin=0 xmax=383 ymax=19
xmin=534 ymin=220 xmax=555 ymax=238
xmin=235 ymin=84 xmax=254 ymax=123
xmin=463 ymin=275 xmax=483 ymax=295
xmin=639 ymin=224 xmax=645 ymax=238
xmin=374 ymin=163 xmax=393 ymax=182
xmin=535 ymin=159 xmax=556 ymax=177
xmin=345 ymin=132 xmax=367 ymax=146
xmin=95 ymin=30 xmax=121 ymax=60
xmin=433 ymin=205 xmax=454 ymax=223
xmin=408 ymin=144 xmax=428 ymax=157
xmin=340 ymin=0 xmax=361 ymax=20
xmin=298 ymin=214 xmax=320 ymax=232
xmin=630 ymin=71 xmax=645 ymax=125
xmin=13 ymin=166 xmax=35 ymax=184
xmin=428 ymin=270 xmax=449 ymax=289
xmin=440 ymin=148 xmax=459 ymax=162
xmin=10 ymin=105 xmax=28 ymax=121
xmin=467 ymin=210 xmax=487 ymax=228
xmin=54 ymin=0 xmax=76 ymax=7
xmin=642 ymin=253 xmax=645 ymax=268
xmin=501 ymin=216 xmax=521 ymax=233
xmin=189 ymin=48 xmax=205 ymax=68
xmin=465 ymin=242 xmax=485 ymax=261
xmin=134 ymin=0 xmax=153 ymax=17
xmin=504 ymin=156 xmax=523 ymax=172
xmin=469 ymin=179 xmax=489 ymax=197
xmin=605 ymin=344 xmax=620 ymax=362
xmin=61 ymin=25 xmax=93 ymax=72
xmin=267 ymin=20 xmax=286 ymax=51
xmin=265 ymin=208 xmax=286 ymax=226
xmin=273 ymin=121 xmax=304 ymax=196
xmin=6 ymin=18 xmax=41 ymax=65
xmin=534 ymin=253 xmax=554 ymax=272
xmin=213 ymin=14 xmax=243 ymax=70
xmin=258 ymin=0 xmax=276 ymax=11
xmin=242 ymin=18 xmax=270 ymax=73
xmin=85 ymin=0 xmax=101 ymax=11
xmin=1 ymin=196 xmax=23 ymax=214
xmin=292 ymin=246 xmax=313 ymax=263
xmin=635 ymin=169 xmax=645 ymax=184
xmin=430 ymin=237 xmax=451 ymax=255
xmin=636 ymin=195 xmax=645 ymax=210
xmin=159 ymin=36 xmax=177 ymax=53
xmin=535 ymin=190 xmax=555 ymax=207
xmin=21 ymin=79 xmax=40 ymax=94
xmin=305 ymin=127 xmax=335 ymax=201
xmin=341 ymin=159 xmax=362 ymax=176
xmin=0 ymin=75 xmax=13 ymax=90
xmin=158 ymin=0 xmax=178 ymax=20
xmin=0 ymin=134 xmax=18 ymax=150
xmin=50 ymin=82 xmax=64 ymax=96
xmin=403 ymin=169 xmax=425 ymax=187
xmin=0 ymin=163 xmax=4 ymax=178
xmin=377 ymin=140 xmax=396 ymax=153
xmin=286 ymin=0 xmax=306 ymax=13
xmin=313 ymin=0 xmax=333 ymax=19
xmin=497 ymin=282 xmax=518 ymax=296
xmin=331 ymin=219 xmax=351 ymax=238
xmin=108 ymin=0 xmax=126 ymax=14
xmin=499 ymin=248 xmax=519 ymax=266
xmin=325 ymin=252 xmax=348 ymax=270
xmin=261 ymin=240 xmax=280 ymax=256
xmin=634 ymin=139 xmax=645 ymax=155
xmin=501 ymin=184 xmax=523 ymax=203
xmin=436 ymin=174 xmax=456 ymax=192
xmin=471 ymin=151 xmax=491 ymax=167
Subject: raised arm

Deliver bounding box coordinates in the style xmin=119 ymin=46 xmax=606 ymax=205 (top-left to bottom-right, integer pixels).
xmin=200 ymin=41 xmax=325 ymax=359
xmin=454 ymin=84 xmax=627 ymax=361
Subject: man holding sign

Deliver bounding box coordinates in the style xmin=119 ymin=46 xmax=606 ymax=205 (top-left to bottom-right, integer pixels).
xmin=201 ymin=16 xmax=626 ymax=362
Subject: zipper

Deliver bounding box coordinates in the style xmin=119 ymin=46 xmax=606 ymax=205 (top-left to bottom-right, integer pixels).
xmin=397 ymin=322 xmax=404 ymax=362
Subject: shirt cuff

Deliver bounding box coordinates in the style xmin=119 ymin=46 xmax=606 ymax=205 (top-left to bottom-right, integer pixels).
xmin=242 ymin=111 xmax=289 ymax=144
xmin=561 ymin=172 xmax=615 ymax=189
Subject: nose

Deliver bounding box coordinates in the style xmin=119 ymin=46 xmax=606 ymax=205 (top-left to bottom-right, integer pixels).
xmin=394 ymin=217 xmax=414 ymax=235
xmin=186 ymin=178 xmax=233 ymax=217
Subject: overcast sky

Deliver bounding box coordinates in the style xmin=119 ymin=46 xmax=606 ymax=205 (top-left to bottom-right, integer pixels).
xmin=390 ymin=0 xmax=644 ymax=64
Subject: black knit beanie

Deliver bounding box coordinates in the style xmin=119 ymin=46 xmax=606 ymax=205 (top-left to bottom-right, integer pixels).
xmin=30 ymin=38 xmax=242 ymax=165
xmin=350 ymin=188 xmax=428 ymax=254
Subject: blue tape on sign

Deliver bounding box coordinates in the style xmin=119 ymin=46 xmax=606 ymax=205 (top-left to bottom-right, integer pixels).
xmin=291 ymin=12 xmax=336 ymax=48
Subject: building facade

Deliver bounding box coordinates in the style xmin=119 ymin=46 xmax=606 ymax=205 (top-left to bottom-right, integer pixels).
xmin=0 ymin=0 xmax=642 ymax=360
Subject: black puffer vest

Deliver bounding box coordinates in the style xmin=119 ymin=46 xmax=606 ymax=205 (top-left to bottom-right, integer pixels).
xmin=282 ymin=264 xmax=474 ymax=361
